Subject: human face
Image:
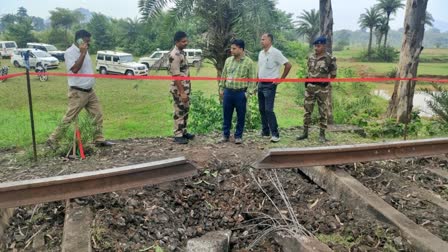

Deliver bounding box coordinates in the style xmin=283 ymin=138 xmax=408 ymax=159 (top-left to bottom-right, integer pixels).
xmin=260 ymin=34 xmax=272 ymax=49
xmin=230 ymin=44 xmax=243 ymax=57
xmin=82 ymin=37 xmax=91 ymax=46
xmin=176 ymin=37 xmax=188 ymax=50
xmin=314 ymin=44 xmax=326 ymax=55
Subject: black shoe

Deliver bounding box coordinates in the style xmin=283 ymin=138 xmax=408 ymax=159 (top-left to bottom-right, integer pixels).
xmin=319 ymin=129 xmax=329 ymax=143
xmin=296 ymin=127 xmax=309 ymax=141
xmin=183 ymin=133 xmax=195 ymax=140
xmin=95 ymin=141 xmax=115 ymax=147
xmin=174 ymin=137 xmax=189 ymax=144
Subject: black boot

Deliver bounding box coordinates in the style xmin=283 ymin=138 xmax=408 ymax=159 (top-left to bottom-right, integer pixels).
xmin=319 ymin=129 xmax=329 ymax=143
xmin=296 ymin=127 xmax=309 ymax=140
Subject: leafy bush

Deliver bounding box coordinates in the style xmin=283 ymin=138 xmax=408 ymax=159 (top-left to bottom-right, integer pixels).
xmin=364 ymin=112 xmax=422 ymax=138
xmin=357 ymin=46 xmax=399 ymax=62
xmin=189 ymin=91 xmax=261 ymax=134
xmin=283 ymin=41 xmax=310 ymax=59
xmin=421 ymin=84 xmax=448 ymax=124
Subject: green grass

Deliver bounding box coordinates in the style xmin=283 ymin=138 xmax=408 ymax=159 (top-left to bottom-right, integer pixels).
xmin=0 ymin=58 xmax=303 ymax=148
xmin=334 ymin=47 xmax=448 ymax=63
xmin=1 ymin=50 xmax=447 ymax=149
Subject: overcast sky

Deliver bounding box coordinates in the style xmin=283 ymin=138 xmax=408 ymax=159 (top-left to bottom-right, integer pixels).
xmin=1 ymin=0 xmax=447 ymax=31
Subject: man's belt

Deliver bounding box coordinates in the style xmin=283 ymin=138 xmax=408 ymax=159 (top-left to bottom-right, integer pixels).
xmin=305 ymin=82 xmax=329 ymax=87
xmin=70 ymin=86 xmax=92 ymax=92
xmin=225 ymin=87 xmax=247 ymax=92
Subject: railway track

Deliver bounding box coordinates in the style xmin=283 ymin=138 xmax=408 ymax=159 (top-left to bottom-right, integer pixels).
xmin=254 ymin=138 xmax=448 ymax=251
xmin=2 ymin=138 xmax=448 ymax=251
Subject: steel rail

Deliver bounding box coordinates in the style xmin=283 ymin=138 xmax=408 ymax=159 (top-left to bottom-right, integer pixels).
xmin=0 ymin=157 xmax=197 ymax=208
xmin=253 ymin=138 xmax=448 ymax=169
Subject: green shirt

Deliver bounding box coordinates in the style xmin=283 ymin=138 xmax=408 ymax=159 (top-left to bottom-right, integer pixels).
xmin=219 ymin=56 xmax=256 ymax=94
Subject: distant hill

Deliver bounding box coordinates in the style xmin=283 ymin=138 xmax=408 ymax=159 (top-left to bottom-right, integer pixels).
xmin=333 ymin=28 xmax=448 ymax=49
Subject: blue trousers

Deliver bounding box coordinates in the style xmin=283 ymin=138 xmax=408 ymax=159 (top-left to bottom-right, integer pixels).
xmin=222 ymin=89 xmax=247 ymax=138
xmin=258 ymin=82 xmax=279 ymax=137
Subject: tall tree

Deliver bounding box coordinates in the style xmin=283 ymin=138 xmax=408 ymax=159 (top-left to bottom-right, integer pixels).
xmin=319 ymin=0 xmax=333 ymax=53
xmin=376 ymin=0 xmax=404 ymax=48
xmin=387 ymin=0 xmax=428 ymax=123
xmin=359 ymin=7 xmax=382 ymax=56
xmin=49 ymin=8 xmax=81 ymax=46
xmin=87 ymin=13 xmax=115 ymax=51
xmin=374 ymin=16 xmax=389 ymax=48
xmin=138 ymin=0 xmax=278 ymax=77
xmin=295 ymin=9 xmax=320 ymax=48
xmin=319 ymin=0 xmax=335 ymax=124
xmin=424 ymin=11 xmax=434 ymax=27
xmin=3 ymin=7 xmax=36 ymax=47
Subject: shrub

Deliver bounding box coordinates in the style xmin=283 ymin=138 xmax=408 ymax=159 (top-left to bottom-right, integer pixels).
xmin=189 ymin=91 xmax=261 ymax=134
xmin=357 ymin=46 xmax=399 ymax=62
xmin=421 ymin=84 xmax=448 ymax=124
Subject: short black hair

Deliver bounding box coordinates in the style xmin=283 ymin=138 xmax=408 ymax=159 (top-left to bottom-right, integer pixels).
xmin=174 ymin=31 xmax=188 ymax=43
xmin=75 ymin=30 xmax=91 ymax=41
xmin=264 ymin=33 xmax=274 ymax=43
xmin=231 ymin=39 xmax=245 ymax=51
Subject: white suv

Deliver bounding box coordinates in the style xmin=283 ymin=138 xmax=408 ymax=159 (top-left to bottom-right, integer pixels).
xmin=96 ymin=51 xmax=148 ymax=76
xmin=0 ymin=41 xmax=17 ymax=58
xmin=138 ymin=50 xmax=169 ymax=69
xmin=11 ymin=49 xmax=60 ymax=69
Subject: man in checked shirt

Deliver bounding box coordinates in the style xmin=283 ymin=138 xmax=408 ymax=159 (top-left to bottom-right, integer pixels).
xmin=218 ymin=39 xmax=256 ymax=144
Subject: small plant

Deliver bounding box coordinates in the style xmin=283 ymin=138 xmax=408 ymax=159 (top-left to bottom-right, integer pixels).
xmin=421 ymin=84 xmax=448 ymax=124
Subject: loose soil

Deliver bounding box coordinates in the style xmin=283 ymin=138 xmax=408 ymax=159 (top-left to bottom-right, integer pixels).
xmin=2 ymin=131 xmax=441 ymax=251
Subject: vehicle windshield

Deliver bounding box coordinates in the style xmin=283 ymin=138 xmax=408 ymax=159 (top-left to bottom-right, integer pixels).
xmin=46 ymin=45 xmax=58 ymax=51
xmin=33 ymin=51 xmax=52 ymax=57
xmin=5 ymin=42 xmax=16 ymax=48
xmin=119 ymin=55 xmax=134 ymax=63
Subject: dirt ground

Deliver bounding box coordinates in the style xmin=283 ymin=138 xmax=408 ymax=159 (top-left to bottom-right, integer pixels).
xmin=2 ymin=131 xmax=444 ymax=251
xmin=343 ymin=156 xmax=448 ymax=242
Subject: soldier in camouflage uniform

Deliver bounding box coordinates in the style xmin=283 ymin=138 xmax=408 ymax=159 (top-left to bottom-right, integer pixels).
xmin=169 ymin=31 xmax=195 ymax=144
xmin=297 ymin=36 xmax=337 ymax=142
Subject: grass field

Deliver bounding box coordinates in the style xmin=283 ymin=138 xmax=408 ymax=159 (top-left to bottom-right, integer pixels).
xmin=1 ymin=48 xmax=447 ymax=149
xmin=0 ymin=57 xmax=304 ymax=148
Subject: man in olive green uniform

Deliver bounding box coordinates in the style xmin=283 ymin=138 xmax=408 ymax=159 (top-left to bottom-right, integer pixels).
xmin=297 ymin=36 xmax=337 ymax=142
xmin=169 ymin=31 xmax=195 ymax=144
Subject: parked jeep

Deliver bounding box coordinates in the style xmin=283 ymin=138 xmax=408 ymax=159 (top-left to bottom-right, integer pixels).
xmin=96 ymin=51 xmax=148 ymax=76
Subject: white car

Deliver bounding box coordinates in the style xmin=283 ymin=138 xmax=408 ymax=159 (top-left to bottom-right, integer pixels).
xmin=139 ymin=48 xmax=203 ymax=70
xmin=0 ymin=41 xmax=17 ymax=58
xmin=138 ymin=50 xmax=169 ymax=69
xmin=96 ymin=51 xmax=148 ymax=76
xmin=11 ymin=49 xmax=59 ymax=69
xmin=27 ymin=42 xmax=65 ymax=61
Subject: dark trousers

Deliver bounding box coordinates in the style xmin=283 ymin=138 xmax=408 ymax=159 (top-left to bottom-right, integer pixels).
xmin=258 ymin=82 xmax=279 ymax=137
xmin=222 ymin=89 xmax=247 ymax=139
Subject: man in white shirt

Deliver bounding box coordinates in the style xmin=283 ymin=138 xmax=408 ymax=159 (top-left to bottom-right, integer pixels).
xmin=47 ymin=30 xmax=113 ymax=147
xmin=258 ymin=33 xmax=292 ymax=142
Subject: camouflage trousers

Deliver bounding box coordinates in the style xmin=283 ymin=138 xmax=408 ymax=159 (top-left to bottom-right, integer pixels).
xmin=170 ymin=81 xmax=191 ymax=137
xmin=303 ymin=83 xmax=330 ymax=129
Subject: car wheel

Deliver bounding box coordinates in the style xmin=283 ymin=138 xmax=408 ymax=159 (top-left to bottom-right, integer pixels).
xmin=125 ymin=70 xmax=134 ymax=76
xmin=100 ymin=67 xmax=107 ymax=75
xmin=13 ymin=61 xmax=20 ymax=68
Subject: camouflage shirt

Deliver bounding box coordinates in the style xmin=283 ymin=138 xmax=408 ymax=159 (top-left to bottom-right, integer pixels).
xmin=168 ymin=46 xmax=189 ymax=77
xmin=307 ymin=52 xmax=337 ymax=78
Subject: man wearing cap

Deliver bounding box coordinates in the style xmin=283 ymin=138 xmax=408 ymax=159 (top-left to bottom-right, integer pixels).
xmin=297 ymin=36 xmax=337 ymax=142
xmin=258 ymin=33 xmax=292 ymax=143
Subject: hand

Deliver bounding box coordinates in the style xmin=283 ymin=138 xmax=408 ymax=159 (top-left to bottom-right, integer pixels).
xmin=273 ymin=82 xmax=281 ymax=85
xmin=79 ymin=42 xmax=88 ymax=54
xmin=180 ymin=93 xmax=189 ymax=104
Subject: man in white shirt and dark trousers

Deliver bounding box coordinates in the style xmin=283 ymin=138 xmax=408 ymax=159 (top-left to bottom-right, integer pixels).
xmin=47 ymin=30 xmax=114 ymax=147
xmin=258 ymin=33 xmax=292 ymax=142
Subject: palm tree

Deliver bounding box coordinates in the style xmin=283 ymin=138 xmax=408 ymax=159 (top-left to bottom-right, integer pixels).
xmin=374 ymin=16 xmax=389 ymax=48
xmin=376 ymin=0 xmax=404 ymax=48
xmin=425 ymin=11 xmax=434 ymax=27
xmin=358 ymin=7 xmax=382 ymax=57
xmin=294 ymin=9 xmax=320 ymax=48
xmin=138 ymin=0 xmax=277 ymax=77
